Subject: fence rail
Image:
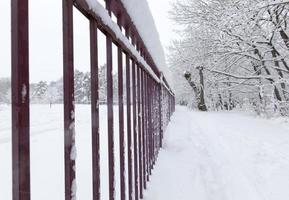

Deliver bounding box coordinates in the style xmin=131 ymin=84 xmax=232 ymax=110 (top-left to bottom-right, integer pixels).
xmin=10 ymin=0 xmax=175 ymax=200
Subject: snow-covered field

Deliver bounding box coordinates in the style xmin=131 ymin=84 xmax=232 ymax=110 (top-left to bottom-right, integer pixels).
xmin=0 ymin=104 xmax=127 ymax=200
xmin=144 ymin=106 xmax=289 ymax=200
xmin=1 ymin=105 xmax=289 ymax=200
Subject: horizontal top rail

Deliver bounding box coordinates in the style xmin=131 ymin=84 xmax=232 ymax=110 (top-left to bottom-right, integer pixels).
xmin=109 ymin=0 xmax=162 ymax=76
xmin=114 ymin=0 xmax=173 ymax=93
xmin=77 ymin=0 xmax=173 ymax=92
xmin=110 ymin=0 xmax=166 ymax=75
xmin=76 ymin=0 xmax=161 ymax=83
xmin=160 ymin=74 xmax=174 ymax=96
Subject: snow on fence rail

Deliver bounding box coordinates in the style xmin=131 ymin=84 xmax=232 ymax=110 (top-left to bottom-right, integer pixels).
xmin=10 ymin=0 xmax=175 ymax=200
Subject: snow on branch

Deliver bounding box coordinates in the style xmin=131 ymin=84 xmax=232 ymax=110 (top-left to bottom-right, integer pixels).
xmin=259 ymin=0 xmax=289 ymax=9
xmin=205 ymin=68 xmax=274 ymax=81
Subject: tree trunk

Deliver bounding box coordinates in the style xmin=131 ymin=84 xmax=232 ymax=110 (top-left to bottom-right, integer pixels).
xmin=198 ymin=67 xmax=207 ymax=111
xmin=184 ymin=71 xmax=207 ymax=111
xmin=271 ymin=48 xmax=288 ymax=101
xmin=254 ymin=48 xmax=283 ymax=102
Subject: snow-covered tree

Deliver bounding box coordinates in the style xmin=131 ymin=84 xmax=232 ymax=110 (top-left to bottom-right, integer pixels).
xmin=31 ymin=81 xmax=48 ymax=103
xmin=0 ymin=78 xmax=11 ymax=104
xmin=169 ymin=0 xmax=289 ymax=116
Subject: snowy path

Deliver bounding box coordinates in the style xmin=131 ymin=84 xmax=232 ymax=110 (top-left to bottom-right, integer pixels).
xmin=144 ymin=106 xmax=289 ymax=200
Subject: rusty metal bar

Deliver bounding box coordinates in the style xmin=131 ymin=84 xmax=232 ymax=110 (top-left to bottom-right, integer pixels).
xmin=153 ymin=82 xmax=157 ymax=159
xmin=156 ymin=84 xmax=159 ymax=154
xmin=125 ymin=29 xmax=133 ymax=200
xmin=159 ymin=85 xmax=163 ymax=148
xmin=117 ymin=24 xmax=126 ymax=200
xmin=151 ymin=81 xmax=156 ymax=168
xmin=148 ymin=77 xmax=153 ymax=176
xmin=141 ymin=70 xmax=147 ymax=189
xmin=137 ymin=65 xmax=143 ymax=198
xmin=132 ymin=60 xmax=139 ymax=200
xmin=106 ymin=3 xmax=115 ymax=200
xmin=106 ymin=34 xmax=115 ymax=200
xmin=147 ymin=76 xmax=151 ymax=176
xmin=145 ymin=73 xmax=150 ymax=181
xmin=89 ymin=18 xmax=100 ymax=200
xmin=63 ymin=1 xmax=76 ymax=200
xmin=156 ymin=87 xmax=160 ymax=151
xmin=143 ymin=70 xmax=147 ymax=186
xmin=154 ymin=82 xmax=157 ymax=163
xmin=154 ymin=82 xmax=156 ymax=151
xmin=155 ymin=85 xmax=159 ymax=153
xmin=152 ymin=82 xmax=154 ymax=165
xmin=106 ymin=2 xmax=115 ymax=197
xmin=11 ymin=0 xmax=30 ymax=199
xmin=158 ymin=84 xmax=162 ymax=149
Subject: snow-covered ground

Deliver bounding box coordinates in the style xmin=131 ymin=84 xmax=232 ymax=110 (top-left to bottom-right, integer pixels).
xmin=0 ymin=104 xmax=127 ymax=200
xmin=1 ymin=105 xmax=289 ymax=200
xmin=144 ymin=106 xmax=289 ymax=200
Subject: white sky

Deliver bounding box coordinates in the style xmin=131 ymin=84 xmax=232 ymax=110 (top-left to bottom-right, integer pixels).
xmin=147 ymin=0 xmax=177 ymax=50
xmin=0 ymin=0 xmax=176 ymax=83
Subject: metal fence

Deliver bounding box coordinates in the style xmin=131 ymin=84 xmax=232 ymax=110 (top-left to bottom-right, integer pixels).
xmin=11 ymin=0 xmax=175 ymax=200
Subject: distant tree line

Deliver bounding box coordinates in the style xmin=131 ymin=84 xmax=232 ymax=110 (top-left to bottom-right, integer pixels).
xmin=0 ymin=64 xmax=123 ymax=105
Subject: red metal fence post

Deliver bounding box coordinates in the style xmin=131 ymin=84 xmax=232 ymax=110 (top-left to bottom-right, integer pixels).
xmin=104 ymin=1 xmax=116 ymax=198
xmin=63 ymin=1 xmax=76 ymax=199
xmin=89 ymin=18 xmax=100 ymax=200
xmin=126 ymin=51 xmax=133 ymax=200
xmin=106 ymin=34 xmax=115 ymax=200
xmin=146 ymin=75 xmax=150 ymax=177
xmin=132 ymin=60 xmax=139 ymax=200
xmin=152 ymin=81 xmax=156 ymax=167
xmin=125 ymin=29 xmax=133 ymax=200
xmin=155 ymin=82 xmax=158 ymax=161
xmin=117 ymin=22 xmax=126 ymax=200
xmin=145 ymin=73 xmax=150 ymax=182
xmin=137 ymin=66 xmax=143 ymax=198
xmin=155 ymin=82 xmax=159 ymax=156
xmin=141 ymin=70 xmax=147 ymax=189
xmin=11 ymin=0 xmax=30 ymax=199
xmin=153 ymin=82 xmax=156 ymax=164
xmin=151 ymin=81 xmax=154 ymax=167
xmin=148 ymin=77 xmax=153 ymax=175
xmin=158 ymin=84 xmax=162 ymax=148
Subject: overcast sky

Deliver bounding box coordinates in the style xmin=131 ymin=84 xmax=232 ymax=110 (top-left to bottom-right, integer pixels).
xmin=0 ymin=0 xmax=176 ymax=82
xmin=147 ymin=0 xmax=176 ymax=49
